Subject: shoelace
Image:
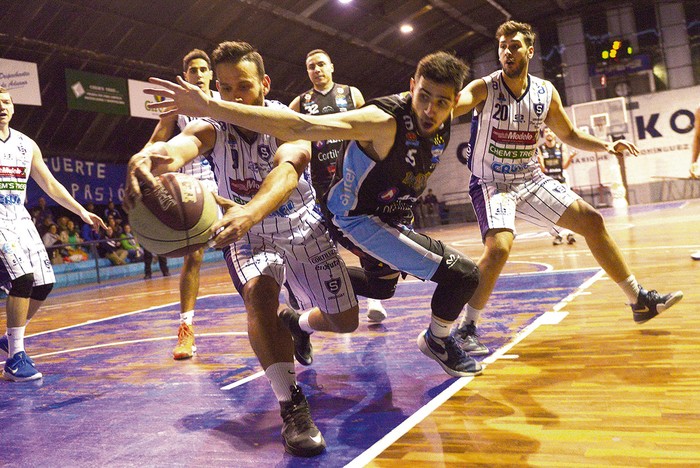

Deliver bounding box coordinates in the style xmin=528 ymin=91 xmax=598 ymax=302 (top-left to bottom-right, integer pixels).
xmin=283 ymin=400 xmax=315 ymax=432
xmin=457 ymin=324 xmax=478 ymax=339
xmin=178 ymin=325 xmax=194 ymax=342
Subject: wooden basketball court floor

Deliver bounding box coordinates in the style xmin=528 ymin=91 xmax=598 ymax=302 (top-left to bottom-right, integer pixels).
xmin=2 ymin=199 xmax=699 ymax=467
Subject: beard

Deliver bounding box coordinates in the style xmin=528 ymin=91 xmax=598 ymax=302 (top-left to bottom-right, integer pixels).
xmin=502 ymin=58 xmax=526 ymax=78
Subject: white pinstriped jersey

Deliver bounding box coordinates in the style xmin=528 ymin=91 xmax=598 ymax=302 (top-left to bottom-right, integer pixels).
xmin=0 ymin=128 xmax=55 ymax=285
xmin=176 ymin=90 xmax=219 ymax=191
xmin=467 ymin=71 xmax=553 ymax=183
xmin=205 ymin=100 xmax=321 ymax=238
xmin=0 ymin=129 xmax=33 ymax=224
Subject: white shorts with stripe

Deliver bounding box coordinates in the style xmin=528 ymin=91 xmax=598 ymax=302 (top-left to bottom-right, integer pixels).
xmin=0 ymin=217 xmax=55 ymax=286
xmin=224 ymin=223 xmax=356 ymax=315
xmin=469 ymin=172 xmax=581 ymax=238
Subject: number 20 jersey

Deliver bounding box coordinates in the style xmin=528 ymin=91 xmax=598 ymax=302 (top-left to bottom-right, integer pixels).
xmin=466 ymin=70 xmax=553 ymax=184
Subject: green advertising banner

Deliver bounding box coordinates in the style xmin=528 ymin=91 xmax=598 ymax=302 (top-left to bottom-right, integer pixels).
xmin=65 ymin=69 xmax=129 ymax=115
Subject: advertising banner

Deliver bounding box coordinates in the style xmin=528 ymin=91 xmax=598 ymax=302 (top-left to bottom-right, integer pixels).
xmin=128 ymin=78 xmax=168 ymax=120
xmin=65 ymin=69 xmax=129 ymax=115
xmin=0 ymin=58 xmax=42 ymax=106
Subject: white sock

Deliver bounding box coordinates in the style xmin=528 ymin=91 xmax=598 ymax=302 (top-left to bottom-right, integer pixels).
xmin=617 ymin=275 xmax=641 ymax=304
xmin=265 ymin=362 xmax=297 ymax=402
xmin=367 ymin=298 xmax=384 ymax=310
xmin=429 ymin=315 xmax=453 ymax=339
xmin=298 ymin=311 xmax=314 ymax=334
xmin=459 ymin=304 xmax=482 ymax=328
xmin=7 ymin=326 xmax=26 ymax=356
xmin=180 ymin=310 xmax=195 ymax=325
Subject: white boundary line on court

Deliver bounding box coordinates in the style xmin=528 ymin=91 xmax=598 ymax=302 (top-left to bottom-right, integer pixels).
xmin=344 ymin=268 xmax=606 ymax=468
xmin=32 ymin=331 xmax=248 ymax=359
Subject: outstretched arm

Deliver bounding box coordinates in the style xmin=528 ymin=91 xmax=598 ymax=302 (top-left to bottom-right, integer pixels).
xmin=144 ymin=76 xmax=394 ymax=148
xmin=208 ymin=139 xmax=312 ymax=247
xmin=690 ymin=107 xmax=700 ymax=179
xmin=453 ymin=78 xmax=488 ymax=119
xmin=545 ymin=88 xmax=639 ymax=157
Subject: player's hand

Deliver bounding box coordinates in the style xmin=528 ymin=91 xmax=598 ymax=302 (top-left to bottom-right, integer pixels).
xmin=690 ymin=162 xmax=700 ymax=179
xmin=124 ymin=152 xmax=172 ymax=211
xmin=81 ymin=212 xmax=107 ymax=231
xmin=208 ymin=193 xmax=255 ymax=248
xmin=607 ymin=140 xmax=640 ymax=157
xmin=144 ymin=76 xmax=211 ymax=118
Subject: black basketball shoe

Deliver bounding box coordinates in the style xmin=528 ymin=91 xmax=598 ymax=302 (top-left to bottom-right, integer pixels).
xmin=280 ymin=385 xmax=326 ymax=457
xmin=631 ymin=288 xmax=683 ymax=324
xmin=279 ymin=308 xmax=313 ymax=366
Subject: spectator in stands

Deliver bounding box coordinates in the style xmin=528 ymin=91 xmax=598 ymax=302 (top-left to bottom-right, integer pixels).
xmin=41 ymin=223 xmax=66 ymax=264
xmin=104 ymin=200 xmax=123 ymax=227
xmin=59 ymin=219 xmax=88 ymax=262
xmin=120 ymin=223 xmax=144 ymax=262
xmin=423 ymin=189 xmax=441 ymax=227
xmin=37 ymin=214 xmax=55 ymax=238
xmin=98 ymin=225 xmax=128 ymax=265
xmin=106 ymin=214 xmax=123 ymax=237
xmin=80 ymin=216 xmax=101 ymax=257
xmin=32 ymin=196 xmax=54 ymax=226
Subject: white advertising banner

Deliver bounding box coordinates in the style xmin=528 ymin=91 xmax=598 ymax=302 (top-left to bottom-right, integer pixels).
xmin=128 ymin=78 xmax=167 ymax=120
xmin=566 ymin=85 xmax=699 ymax=187
xmin=0 ymin=58 xmax=42 ymax=106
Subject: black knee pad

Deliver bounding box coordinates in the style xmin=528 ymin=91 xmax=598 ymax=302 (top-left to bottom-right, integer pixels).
xmin=9 ymin=273 xmax=34 ymax=298
xmin=430 ymin=248 xmax=480 ymax=320
xmin=366 ymin=274 xmax=399 ymax=300
xmin=30 ymin=283 xmax=54 ymax=301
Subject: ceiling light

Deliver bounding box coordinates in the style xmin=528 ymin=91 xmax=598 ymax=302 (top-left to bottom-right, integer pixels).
xmin=338 ymin=0 xmax=352 ymax=4
xmin=400 ymin=24 xmax=414 ymax=34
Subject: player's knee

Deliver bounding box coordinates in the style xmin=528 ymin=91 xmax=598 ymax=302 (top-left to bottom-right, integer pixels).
xmin=367 ymin=275 xmax=398 ymax=300
xmin=30 ymin=283 xmax=54 ymax=301
xmin=324 ymin=305 xmax=359 ymax=333
xmin=9 ymin=273 xmax=34 ymax=298
xmin=433 ymin=249 xmax=480 ymax=302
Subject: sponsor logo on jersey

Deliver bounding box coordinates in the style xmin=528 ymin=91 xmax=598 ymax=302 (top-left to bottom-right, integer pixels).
xmin=309 ymin=248 xmax=339 ymax=265
xmin=402 ymin=171 xmax=431 ymax=193
xmin=1 ymin=241 xmax=18 ymax=254
xmin=315 ymin=140 xmax=325 ymax=149
xmin=304 ymin=93 xmax=312 ymax=102
xmin=0 ymin=181 xmax=26 ymax=191
xmin=0 ymin=166 xmax=27 ymax=178
xmin=229 ymin=177 xmax=261 ymax=197
xmin=258 ymin=144 xmax=273 ymax=161
xmin=323 ymin=105 xmax=336 ymax=113
xmin=497 ymin=92 xmax=507 ymax=102
xmin=324 ymin=278 xmax=342 ymax=294
xmin=317 ymin=148 xmax=340 ymax=162
xmin=534 ymin=102 xmax=545 ymax=116
xmin=491 ymin=128 xmax=537 ymax=145
xmin=377 ymin=187 xmax=399 ymax=204
xmin=315 ymin=258 xmax=340 ymax=271
xmin=336 ymin=87 xmax=345 ymax=94
xmin=488 ymin=143 xmax=534 ymax=160
xmin=491 ymin=161 xmax=531 ymax=174
xmin=270 ymin=200 xmax=294 ymax=217
xmin=513 ymin=113 xmax=525 ymax=123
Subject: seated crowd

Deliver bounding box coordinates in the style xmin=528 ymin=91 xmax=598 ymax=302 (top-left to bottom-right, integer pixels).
xmin=30 ymin=197 xmax=144 ymax=266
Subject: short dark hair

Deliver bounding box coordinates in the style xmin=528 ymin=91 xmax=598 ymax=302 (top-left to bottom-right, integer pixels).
xmin=182 ymin=49 xmax=211 ymax=73
xmin=211 ymin=41 xmax=265 ymax=79
xmin=306 ymin=49 xmax=331 ymax=61
xmin=495 ymin=21 xmax=536 ymax=47
xmin=414 ymin=52 xmax=469 ymax=95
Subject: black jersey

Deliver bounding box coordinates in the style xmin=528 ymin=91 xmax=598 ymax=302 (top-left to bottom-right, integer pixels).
xmin=539 ymin=142 xmax=566 ymax=182
xmin=298 ymin=83 xmax=357 ymax=200
xmin=326 ymin=92 xmax=451 ymax=226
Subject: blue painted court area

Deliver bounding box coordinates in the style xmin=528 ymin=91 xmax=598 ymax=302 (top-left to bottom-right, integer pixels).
xmin=2 ymin=268 xmax=598 ymax=467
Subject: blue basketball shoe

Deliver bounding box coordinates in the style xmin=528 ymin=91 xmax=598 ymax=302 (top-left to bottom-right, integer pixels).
xmin=0 ymin=335 xmax=35 ymax=366
xmin=417 ymin=329 xmax=483 ymax=377
xmin=3 ymin=351 xmax=42 ymax=382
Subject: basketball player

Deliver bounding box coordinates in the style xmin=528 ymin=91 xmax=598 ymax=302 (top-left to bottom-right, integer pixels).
xmin=143 ymin=49 xmax=220 ymax=360
xmin=143 ymin=51 xmax=484 ymax=378
xmin=537 ymin=126 xmax=576 ymax=245
xmin=0 ymin=86 xmax=106 ymax=382
xmin=690 ymin=105 xmax=700 ymax=260
xmin=448 ymin=20 xmax=683 ymax=354
xmin=126 ymin=41 xmax=360 ymax=457
xmin=289 ymin=49 xmax=388 ymax=323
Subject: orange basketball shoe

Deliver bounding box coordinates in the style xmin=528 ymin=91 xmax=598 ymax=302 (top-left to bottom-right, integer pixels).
xmin=173 ymin=323 xmax=196 ymax=360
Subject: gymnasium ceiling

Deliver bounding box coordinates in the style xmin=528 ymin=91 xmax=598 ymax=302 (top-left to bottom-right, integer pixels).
xmin=1 ymin=0 xmax=604 ymax=164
